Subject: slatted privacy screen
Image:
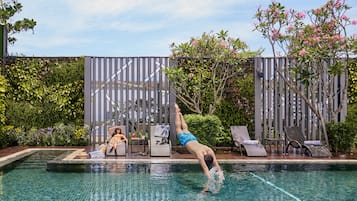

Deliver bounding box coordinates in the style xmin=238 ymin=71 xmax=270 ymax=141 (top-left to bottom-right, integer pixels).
xmin=84 ymin=56 xmax=347 ymax=146
xmin=84 ymin=57 xmax=175 ymax=145
xmin=254 ymin=57 xmax=347 ymax=142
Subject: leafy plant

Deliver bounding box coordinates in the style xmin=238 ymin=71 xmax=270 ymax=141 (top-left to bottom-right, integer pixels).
xmin=0 ymin=0 xmax=36 ymax=45
xmin=183 ymin=114 xmax=227 ymax=147
xmin=348 ymin=61 xmax=357 ymax=104
xmin=14 ymin=124 xmax=89 ymax=146
xmin=5 ymin=58 xmax=84 ymax=129
xmin=0 ymin=75 xmax=7 ymax=125
xmin=0 ymin=125 xmax=18 ymax=148
xmin=165 ymin=30 xmax=260 ymax=115
xmin=326 ymin=121 xmax=357 ymax=154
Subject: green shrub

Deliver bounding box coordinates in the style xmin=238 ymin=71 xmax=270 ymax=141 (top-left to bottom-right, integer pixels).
xmin=0 ymin=126 xmax=19 ymax=148
xmin=5 ymin=58 xmax=84 ymax=130
xmin=348 ymin=61 xmax=357 ymax=104
xmin=14 ymin=124 xmax=89 ymax=146
xmin=215 ymin=73 xmax=255 ymax=139
xmin=326 ymin=121 xmax=357 ymax=154
xmin=0 ymin=75 xmax=7 ymax=126
xmin=346 ymin=104 xmax=357 ymax=148
xmin=183 ymin=114 xmax=227 ymax=147
xmin=72 ymin=125 xmax=90 ymax=146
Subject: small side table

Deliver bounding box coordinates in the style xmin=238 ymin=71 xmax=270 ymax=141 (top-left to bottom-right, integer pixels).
xmin=130 ymin=137 xmax=146 ymax=153
xmin=265 ymin=138 xmax=285 ymax=155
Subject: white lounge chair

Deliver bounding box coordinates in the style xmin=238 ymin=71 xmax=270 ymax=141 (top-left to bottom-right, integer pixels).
xmin=230 ymin=126 xmax=267 ymax=157
xmin=149 ymin=125 xmax=171 ymax=157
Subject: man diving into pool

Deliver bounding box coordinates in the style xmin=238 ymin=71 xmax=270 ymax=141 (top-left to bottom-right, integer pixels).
xmin=175 ymin=104 xmax=224 ymax=186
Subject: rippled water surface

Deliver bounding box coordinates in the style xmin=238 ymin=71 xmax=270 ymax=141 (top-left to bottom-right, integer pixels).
xmin=0 ymin=150 xmax=356 ymax=201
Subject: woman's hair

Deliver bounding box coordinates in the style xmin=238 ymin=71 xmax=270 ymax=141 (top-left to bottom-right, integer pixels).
xmin=112 ymin=127 xmax=122 ymax=137
xmin=204 ymin=155 xmax=214 ymax=169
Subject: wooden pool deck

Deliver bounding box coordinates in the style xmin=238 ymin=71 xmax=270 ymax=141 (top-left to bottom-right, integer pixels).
xmin=1 ymin=145 xmax=356 ymax=162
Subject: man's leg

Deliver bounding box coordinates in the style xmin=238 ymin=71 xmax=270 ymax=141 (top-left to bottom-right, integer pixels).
xmin=180 ymin=113 xmax=189 ymax=132
xmin=175 ymin=109 xmax=183 ymax=134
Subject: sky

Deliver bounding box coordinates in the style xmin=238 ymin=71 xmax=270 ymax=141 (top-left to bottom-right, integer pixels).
xmin=8 ymin=0 xmax=357 ymax=57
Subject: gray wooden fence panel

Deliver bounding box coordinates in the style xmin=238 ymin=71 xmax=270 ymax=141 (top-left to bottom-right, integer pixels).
xmin=85 ymin=56 xmax=347 ymax=146
xmin=255 ymin=57 xmax=347 ymax=141
xmin=84 ymin=56 xmax=174 ymax=145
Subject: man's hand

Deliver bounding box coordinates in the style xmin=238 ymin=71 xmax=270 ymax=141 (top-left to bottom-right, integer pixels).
xmin=218 ymin=170 xmax=225 ymax=183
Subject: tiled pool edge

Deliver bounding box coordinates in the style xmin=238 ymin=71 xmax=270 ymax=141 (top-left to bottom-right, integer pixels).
xmin=0 ymin=148 xmax=81 ymax=168
xmin=2 ymin=148 xmax=357 ymax=167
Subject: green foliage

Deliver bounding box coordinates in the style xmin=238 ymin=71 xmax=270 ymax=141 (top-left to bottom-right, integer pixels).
xmin=5 ymin=58 xmax=84 ymax=129
xmin=0 ymin=126 xmax=18 ymax=148
xmin=0 ymin=0 xmax=36 ymax=45
xmin=165 ymin=30 xmax=260 ymax=115
xmin=0 ymin=75 xmax=7 ymax=125
xmin=183 ymin=114 xmax=227 ymax=147
xmin=214 ymin=73 xmax=255 ymax=144
xmin=348 ymin=61 xmax=357 ymax=104
xmin=326 ymin=121 xmax=357 ymax=154
xmin=346 ymin=104 xmax=357 ymax=147
xmin=14 ymin=124 xmax=89 ymax=146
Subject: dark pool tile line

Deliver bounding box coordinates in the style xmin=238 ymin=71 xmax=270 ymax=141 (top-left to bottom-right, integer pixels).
xmin=2 ymin=147 xmax=357 ymax=169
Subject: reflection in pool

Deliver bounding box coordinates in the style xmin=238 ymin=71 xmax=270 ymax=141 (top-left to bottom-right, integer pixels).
xmin=0 ymin=150 xmax=356 ymax=201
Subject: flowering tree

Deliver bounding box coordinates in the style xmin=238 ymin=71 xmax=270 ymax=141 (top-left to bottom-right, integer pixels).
xmin=254 ymin=0 xmax=356 ymax=144
xmin=165 ymin=30 xmax=259 ymax=114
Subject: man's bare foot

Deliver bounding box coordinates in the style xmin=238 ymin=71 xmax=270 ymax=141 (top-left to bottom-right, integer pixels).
xmin=175 ymin=103 xmax=180 ymax=113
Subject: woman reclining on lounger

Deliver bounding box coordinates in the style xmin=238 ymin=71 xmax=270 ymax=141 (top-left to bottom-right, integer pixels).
xmin=108 ymin=127 xmax=128 ymax=153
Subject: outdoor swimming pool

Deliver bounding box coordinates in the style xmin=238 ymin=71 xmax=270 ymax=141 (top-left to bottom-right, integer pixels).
xmin=0 ymin=150 xmax=356 ymax=201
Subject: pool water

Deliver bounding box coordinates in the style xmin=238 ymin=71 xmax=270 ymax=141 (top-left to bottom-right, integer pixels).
xmin=0 ymin=151 xmax=357 ymax=201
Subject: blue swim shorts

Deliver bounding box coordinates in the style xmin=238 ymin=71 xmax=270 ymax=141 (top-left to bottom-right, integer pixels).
xmin=178 ymin=132 xmax=197 ymax=146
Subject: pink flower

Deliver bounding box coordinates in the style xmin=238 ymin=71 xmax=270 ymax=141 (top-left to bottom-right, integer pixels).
xmin=352 ymin=20 xmax=357 ymax=25
xmin=333 ymin=34 xmax=343 ymax=40
xmin=341 ymin=15 xmax=348 ymax=21
xmin=284 ymin=11 xmax=289 ymax=18
xmin=188 ymin=73 xmax=194 ymax=78
xmin=299 ymin=49 xmax=307 ymax=56
xmin=313 ymin=9 xmax=321 ymax=15
xmin=335 ymin=0 xmax=342 ymax=7
xmin=191 ymin=40 xmax=199 ymax=47
xmin=219 ymin=40 xmax=229 ymax=48
xmin=287 ymin=25 xmax=294 ymax=32
xmin=312 ymin=36 xmax=320 ymax=43
xmin=297 ymin=12 xmax=306 ymax=19
xmin=271 ymin=29 xmax=281 ymax=40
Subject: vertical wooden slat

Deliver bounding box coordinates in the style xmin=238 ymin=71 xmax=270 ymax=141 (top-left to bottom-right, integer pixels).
xmin=84 ymin=57 xmax=91 ymax=144
xmin=148 ymin=58 xmax=154 ymax=125
xmin=103 ymin=58 xmax=108 ymax=142
xmin=142 ymin=57 xmax=147 ymax=134
xmin=131 ymin=58 xmax=136 ymax=133
xmin=124 ymin=58 xmax=129 ymax=135
xmin=254 ymin=57 xmax=262 ymax=140
xmin=158 ymin=57 xmax=163 ymax=124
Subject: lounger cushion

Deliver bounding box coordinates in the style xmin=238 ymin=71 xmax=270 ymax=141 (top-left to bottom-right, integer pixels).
xmin=304 ymin=140 xmax=322 ymax=146
xmin=243 ymin=140 xmax=259 ymax=145
xmin=89 ymin=150 xmax=105 ymax=159
xmin=106 ymin=143 xmax=126 ymax=156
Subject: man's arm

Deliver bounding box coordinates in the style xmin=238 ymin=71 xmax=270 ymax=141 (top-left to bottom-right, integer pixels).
xmin=210 ymin=150 xmax=224 ymax=181
xmin=197 ymin=153 xmax=211 ymax=178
